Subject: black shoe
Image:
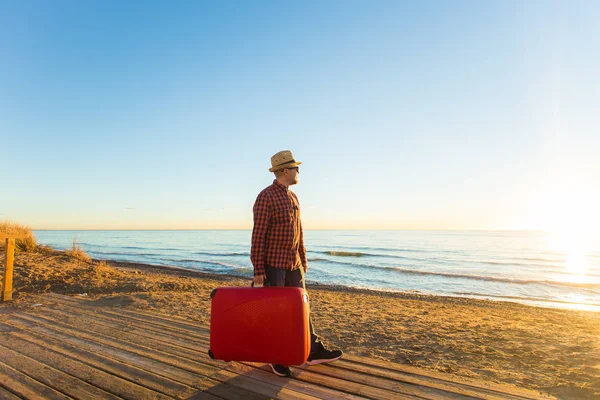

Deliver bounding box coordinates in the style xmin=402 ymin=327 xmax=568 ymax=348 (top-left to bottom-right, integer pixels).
xmin=307 ymin=346 xmax=343 ymax=365
xmin=269 ymin=364 xmax=292 ymax=377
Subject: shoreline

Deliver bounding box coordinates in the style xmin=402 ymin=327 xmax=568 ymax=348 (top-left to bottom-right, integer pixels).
xmin=5 ymin=249 xmax=600 ymax=399
xmin=105 ymin=258 xmax=600 ymax=313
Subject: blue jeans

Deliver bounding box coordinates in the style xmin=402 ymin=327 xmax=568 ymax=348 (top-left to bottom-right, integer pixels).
xmin=264 ymin=265 xmax=321 ymax=354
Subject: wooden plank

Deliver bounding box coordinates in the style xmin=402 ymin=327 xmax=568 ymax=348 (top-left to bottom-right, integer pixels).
xmin=47 ymin=293 xmax=210 ymax=335
xmin=343 ymin=354 xmax=552 ymax=399
xmin=209 ymin=368 xmax=319 ymax=400
xmin=37 ymin=304 xmax=210 ymax=353
xmin=190 ymin=375 xmax=274 ymax=400
xmin=3 ymin=314 xmax=273 ymax=399
xmin=2 ymin=238 xmax=15 ymax=301
xmin=10 ymin=328 xmax=197 ymax=399
xmin=291 ymin=362 xmax=465 ymax=400
xmin=0 ymin=344 xmax=118 ymax=399
xmin=0 ymin=381 xmax=30 ymax=400
xmin=14 ymin=310 xmax=223 ymax=372
xmin=5 ymin=304 xmax=381 ymax=399
xmin=34 ymin=304 xmax=216 ymax=371
xmin=0 ymin=361 xmax=71 ymax=400
xmin=298 ymin=363 xmax=488 ymax=400
xmin=196 ymin=378 xmax=271 ymax=400
xmin=184 ymin=390 xmax=225 ymax=400
xmin=36 ymin=306 xmax=373 ymax=399
xmin=13 ymin=311 xmax=220 ymax=374
xmin=9 ymin=311 xmax=320 ymax=399
xmin=335 ymin=358 xmax=551 ymax=400
xmin=38 ymin=305 xmax=373 ymax=399
xmin=0 ymin=336 xmax=171 ymax=400
xmin=228 ymin=361 xmax=369 ymax=400
xmin=288 ymin=366 xmax=417 ymax=400
xmin=4 ymin=315 xmax=217 ymax=388
xmin=0 ymin=321 xmax=21 ymax=332
xmin=36 ymin=299 xmax=212 ymax=357
xmin=15 ymin=309 xmax=330 ymax=400
xmin=328 ymin=359 xmax=513 ymax=400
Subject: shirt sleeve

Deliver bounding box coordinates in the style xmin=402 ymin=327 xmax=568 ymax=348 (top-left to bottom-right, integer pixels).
xmin=299 ymin=220 xmax=308 ymax=272
xmin=251 ymin=191 xmax=270 ymax=278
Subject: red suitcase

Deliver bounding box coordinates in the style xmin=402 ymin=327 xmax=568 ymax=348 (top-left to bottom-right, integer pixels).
xmin=208 ymin=286 xmax=310 ymax=366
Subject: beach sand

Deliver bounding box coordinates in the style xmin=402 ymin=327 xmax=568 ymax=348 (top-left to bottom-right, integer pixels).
xmin=3 ymin=249 xmax=599 ymax=399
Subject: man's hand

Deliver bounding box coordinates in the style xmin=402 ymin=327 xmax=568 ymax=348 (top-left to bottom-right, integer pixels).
xmin=254 ymin=274 xmax=266 ymax=286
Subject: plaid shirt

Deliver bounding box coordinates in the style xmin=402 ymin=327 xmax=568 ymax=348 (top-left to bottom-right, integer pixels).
xmin=251 ymin=180 xmax=307 ymax=278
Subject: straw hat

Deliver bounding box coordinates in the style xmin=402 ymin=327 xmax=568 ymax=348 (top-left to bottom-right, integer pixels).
xmin=269 ymin=150 xmax=302 ymax=172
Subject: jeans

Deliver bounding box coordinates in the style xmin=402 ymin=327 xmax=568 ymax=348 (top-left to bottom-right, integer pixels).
xmin=264 ymin=265 xmax=321 ymax=354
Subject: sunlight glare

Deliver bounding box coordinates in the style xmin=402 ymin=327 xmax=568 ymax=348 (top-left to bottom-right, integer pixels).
xmin=549 ymin=230 xmax=590 ymax=277
xmin=530 ymin=168 xmax=600 ymax=282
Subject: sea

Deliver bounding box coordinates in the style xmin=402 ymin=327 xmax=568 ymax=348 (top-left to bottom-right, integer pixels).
xmin=33 ymin=230 xmax=600 ymax=312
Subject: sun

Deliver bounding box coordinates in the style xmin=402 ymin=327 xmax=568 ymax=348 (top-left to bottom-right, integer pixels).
xmin=548 ymin=230 xmax=590 ymax=277
xmin=524 ymin=168 xmax=600 ymax=281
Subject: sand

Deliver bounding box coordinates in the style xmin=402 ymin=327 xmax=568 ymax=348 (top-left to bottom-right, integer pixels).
xmin=3 ymin=248 xmax=599 ymax=399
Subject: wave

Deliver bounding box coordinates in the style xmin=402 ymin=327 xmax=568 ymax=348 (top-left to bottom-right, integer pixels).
xmin=385 ymin=267 xmax=600 ymax=289
xmin=60 ymin=242 xmax=192 ymax=253
xmin=75 ymin=242 xmax=111 ymax=248
xmin=452 ymin=292 xmax=600 ymax=307
xmin=193 ymin=251 xmax=249 ymax=257
xmin=310 ymin=257 xmax=600 ymax=290
xmin=174 ymin=259 xmax=243 ymax=270
xmin=316 ymin=245 xmax=421 ymax=253
xmin=316 ymin=251 xmax=564 ymax=270
xmin=89 ymin=250 xmax=165 ymax=258
xmin=322 ymin=251 xmax=363 ymax=257
xmin=471 ymin=259 xmax=563 ymax=270
xmin=516 ymin=256 xmax=567 ymax=263
xmin=316 ymin=250 xmax=423 ymax=261
xmin=315 ymin=251 xmax=569 ymax=271
xmin=313 ymin=244 xmax=464 ymax=255
xmin=121 ymin=246 xmax=177 ymax=251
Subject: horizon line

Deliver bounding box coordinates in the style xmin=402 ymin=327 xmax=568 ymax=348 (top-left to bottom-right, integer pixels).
xmin=31 ymin=228 xmax=548 ymax=232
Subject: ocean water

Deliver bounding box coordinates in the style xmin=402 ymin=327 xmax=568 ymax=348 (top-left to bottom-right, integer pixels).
xmin=33 ymin=230 xmax=600 ymax=311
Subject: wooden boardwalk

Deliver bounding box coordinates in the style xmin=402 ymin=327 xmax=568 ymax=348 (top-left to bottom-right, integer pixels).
xmin=0 ymin=293 xmax=553 ymax=400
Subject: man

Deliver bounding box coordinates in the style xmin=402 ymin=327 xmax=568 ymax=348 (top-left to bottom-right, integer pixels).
xmin=251 ymin=150 xmax=343 ymax=377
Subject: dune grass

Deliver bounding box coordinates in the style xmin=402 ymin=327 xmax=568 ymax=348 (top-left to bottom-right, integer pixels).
xmin=66 ymin=238 xmax=92 ymax=262
xmin=0 ymin=221 xmax=91 ymax=261
xmin=0 ymin=221 xmax=36 ymax=252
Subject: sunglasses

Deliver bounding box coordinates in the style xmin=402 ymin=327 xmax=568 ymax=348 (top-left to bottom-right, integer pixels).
xmin=286 ymin=167 xmax=299 ymax=172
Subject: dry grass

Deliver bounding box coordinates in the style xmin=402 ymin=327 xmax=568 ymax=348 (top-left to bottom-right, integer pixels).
xmin=0 ymin=221 xmax=36 ymax=252
xmin=65 ymin=238 xmax=92 ymax=263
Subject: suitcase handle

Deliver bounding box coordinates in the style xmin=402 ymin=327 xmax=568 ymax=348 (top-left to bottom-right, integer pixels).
xmin=211 ymin=280 xmax=272 ymax=299
xmin=251 ymin=279 xmax=271 ymax=287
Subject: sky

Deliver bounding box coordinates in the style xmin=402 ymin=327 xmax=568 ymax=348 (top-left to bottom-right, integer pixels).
xmin=1 ymin=0 xmax=599 ymax=231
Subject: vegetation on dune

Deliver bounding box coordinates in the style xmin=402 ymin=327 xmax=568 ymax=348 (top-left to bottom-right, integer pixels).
xmin=66 ymin=238 xmax=92 ymax=263
xmin=0 ymin=221 xmax=91 ymax=261
xmin=0 ymin=221 xmax=36 ymax=252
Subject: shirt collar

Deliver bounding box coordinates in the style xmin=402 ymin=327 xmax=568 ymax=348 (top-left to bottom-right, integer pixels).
xmin=272 ymin=179 xmax=289 ymax=192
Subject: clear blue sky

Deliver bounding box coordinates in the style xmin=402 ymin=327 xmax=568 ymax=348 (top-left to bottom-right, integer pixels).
xmin=1 ymin=0 xmax=598 ymax=231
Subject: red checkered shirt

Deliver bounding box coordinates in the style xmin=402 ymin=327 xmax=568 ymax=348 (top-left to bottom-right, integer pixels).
xmin=251 ymin=180 xmax=307 ymax=278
